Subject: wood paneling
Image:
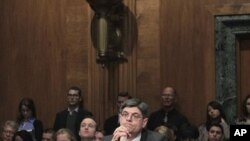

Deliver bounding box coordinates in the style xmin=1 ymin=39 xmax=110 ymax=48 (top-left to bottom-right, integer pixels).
xmin=1 ymin=0 xmax=250 ymax=131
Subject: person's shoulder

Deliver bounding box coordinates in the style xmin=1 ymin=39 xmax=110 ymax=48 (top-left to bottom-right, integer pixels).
xmin=78 ymin=108 xmax=93 ymax=116
xmin=143 ymin=130 xmax=167 ymax=141
xmin=150 ymin=109 xmax=164 ymax=116
xmin=105 ymin=114 xmax=118 ymax=122
xmin=103 ymin=135 xmax=113 ymax=141
xmin=56 ymin=109 xmax=68 ymax=115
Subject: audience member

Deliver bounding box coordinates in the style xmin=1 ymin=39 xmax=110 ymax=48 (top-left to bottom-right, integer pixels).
xmin=207 ymin=123 xmax=224 ymax=141
xmin=147 ymin=86 xmax=189 ymax=137
xmin=79 ymin=116 xmax=97 ymax=141
xmin=55 ymin=128 xmax=77 ymax=141
xmin=94 ymin=130 xmax=104 ymax=141
xmin=12 ymin=130 xmax=34 ymax=141
xmin=103 ymin=98 xmax=166 ymax=141
xmin=198 ymin=101 xmax=229 ymax=141
xmin=179 ymin=124 xmax=199 ymax=141
xmin=1 ymin=120 xmax=18 ymax=141
xmin=53 ymin=86 xmax=93 ymax=141
xmin=103 ymin=92 xmax=131 ymax=135
xmin=154 ymin=124 xmax=176 ymax=141
xmin=17 ymin=97 xmax=43 ymax=141
xmin=235 ymin=95 xmax=250 ymax=125
xmin=42 ymin=128 xmax=55 ymax=141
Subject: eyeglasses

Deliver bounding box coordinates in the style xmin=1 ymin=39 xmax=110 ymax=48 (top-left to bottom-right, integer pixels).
xmin=3 ymin=130 xmax=15 ymax=134
xmin=81 ymin=123 xmax=96 ymax=129
xmin=161 ymin=94 xmax=174 ymax=98
xmin=120 ymin=111 xmax=143 ymax=121
xmin=67 ymin=94 xmax=79 ymax=97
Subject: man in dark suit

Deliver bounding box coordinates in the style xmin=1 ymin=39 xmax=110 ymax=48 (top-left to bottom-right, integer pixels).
xmin=147 ymin=86 xmax=189 ymax=140
xmin=103 ymin=98 xmax=166 ymax=141
xmin=103 ymin=92 xmax=131 ymax=135
xmin=53 ymin=86 xmax=93 ymax=141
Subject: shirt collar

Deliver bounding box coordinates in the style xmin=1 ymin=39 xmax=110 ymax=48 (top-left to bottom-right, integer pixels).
xmin=131 ymin=132 xmax=141 ymax=141
xmin=67 ymin=107 xmax=79 ymax=114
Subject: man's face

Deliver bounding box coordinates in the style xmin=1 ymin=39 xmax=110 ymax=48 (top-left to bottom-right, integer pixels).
xmin=208 ymin=126 xmax=223 ymax=141
xmin=42 ymin=133 xmax=54 ymax=141
xmin=67 ymin=89 xmax=81 ymax=107
xmin=161 ymin=87 xmax=176 ymax=108
xmin=117 ymin=96 xmax=129 ymax=109
xmin=2 ymin=126 xmax=15 ymax=141
xmin=79 ymin=118 xmax=96 ymax=139
xmin=119 ymin=107 xmax=148 ymax=137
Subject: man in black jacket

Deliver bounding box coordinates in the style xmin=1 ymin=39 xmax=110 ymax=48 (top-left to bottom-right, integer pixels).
xmin=53 ymin=86 xmax=93 ymax=141
xmin=103 ymin=98 xmax=166 ymax=141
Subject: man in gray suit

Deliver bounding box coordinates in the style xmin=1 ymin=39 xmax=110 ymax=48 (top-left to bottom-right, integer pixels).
xmin=103 ymin=98 xmax=166 ymax=141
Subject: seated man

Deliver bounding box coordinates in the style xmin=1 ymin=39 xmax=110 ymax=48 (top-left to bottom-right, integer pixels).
xmin=207 ymin=123 xmax=224 ymax=141
xmin=103 ymin=98 xmax=166 ymax=141
xmin=1 ymin=120 xmax=18 ymax=141
xmin=42 ymin=128 xmax=55 ymax=141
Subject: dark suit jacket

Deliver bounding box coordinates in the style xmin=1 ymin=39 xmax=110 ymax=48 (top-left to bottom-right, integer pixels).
xmin=53 ymin=108 xmax=93 ymax=141
xmin=103 ymin=129 xmax=167 ymax=141
xmin=103 ymin=114 xmax=119 ymax=135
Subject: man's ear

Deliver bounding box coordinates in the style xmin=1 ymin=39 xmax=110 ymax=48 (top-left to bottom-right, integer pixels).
xmin=142 ymin=118 xmax=148 ymax=128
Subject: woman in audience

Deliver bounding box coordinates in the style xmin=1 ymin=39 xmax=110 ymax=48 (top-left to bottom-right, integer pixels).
xmin=55 ymin=128 xmax=77 ymax=141
xmin=79 ymin=116 xmax=97 ymax=141
xmin=12 ymin=130 xmax=34 ymax=141
xmin=235 ymin=95 xmax=250 ymax=125
xmin=1 ymin=120 xmax=18 ymax=141
xmin=16 ymin=97 xmax=43 ymax=141
xmin=198 ymin=101 xmax=229 ymax=141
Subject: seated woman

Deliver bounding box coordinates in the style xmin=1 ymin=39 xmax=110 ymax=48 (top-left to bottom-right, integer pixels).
xmin=1 ymin=120 xmax=18 ymax=141
xmin=198 ymin=101 xmax=229 ymax=141
xmin=235 ymin=95 xmax=250 ymax=125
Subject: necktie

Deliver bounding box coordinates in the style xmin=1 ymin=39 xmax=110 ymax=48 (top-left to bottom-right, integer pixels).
xmin=164 ymin=112 xmax=168 ymax=123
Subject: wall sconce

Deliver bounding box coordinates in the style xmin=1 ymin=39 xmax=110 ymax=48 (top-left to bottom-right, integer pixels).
xmin=86 ymin=0 xmax=127 ymax=66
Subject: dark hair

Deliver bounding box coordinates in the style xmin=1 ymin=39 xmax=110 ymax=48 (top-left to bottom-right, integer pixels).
xmin=118 ymin=92 xmax=132 ymax=99
xmin=68 ymin=86 xmax=82 ymax=97
xmin=120 ymin=98 xmax=149 ymax=118
xmin=242 ymin=95 xmax=250 ymax=117
xmin=80 ymin=116 xmax=97 ymax=129
xmin=17 ymin=98 xmax=37 ymax=124
xmin=205 ymin=101 xmax=227 ymax=129
xmin=179 ymin=124 xmax=199 ymax=140
xmin=12 ymin=130 xmax=34 ymax=141
xmin=207 ymin=122 xmax=224 ymax=134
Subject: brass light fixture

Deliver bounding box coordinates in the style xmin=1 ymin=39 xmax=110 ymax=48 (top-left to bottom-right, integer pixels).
xmin=86 ymin=0 xmax=127 ymax=66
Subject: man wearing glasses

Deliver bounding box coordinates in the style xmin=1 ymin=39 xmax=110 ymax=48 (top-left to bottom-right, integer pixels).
xmin=53 ymin=86 xmax=93 ymax=141
xmin=103 ymin=98 xmax=166 ymax=141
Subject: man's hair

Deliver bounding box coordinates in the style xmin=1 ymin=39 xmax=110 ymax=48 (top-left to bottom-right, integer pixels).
xmin=118 ymin=92 xmax=132 ymax=99
xmin=2 ymin=120 xmax=18 ymax=131
xmin=207 ymin=122 xmax=224 ymax=134
xmin=68 ymin=86 xmax=82 ymax=96
xmin=43 ymin=128 xmax=55 ymax=134
xmin=120 ymin=98 xmax=149 ymax=118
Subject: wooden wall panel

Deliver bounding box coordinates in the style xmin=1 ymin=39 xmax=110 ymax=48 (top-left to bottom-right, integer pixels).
xmin=160 ymin=0 xmax=250 ymax=125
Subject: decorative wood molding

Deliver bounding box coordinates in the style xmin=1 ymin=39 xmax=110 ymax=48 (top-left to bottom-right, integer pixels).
xmin=206 ymin=3 xmax=250 ymax=16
